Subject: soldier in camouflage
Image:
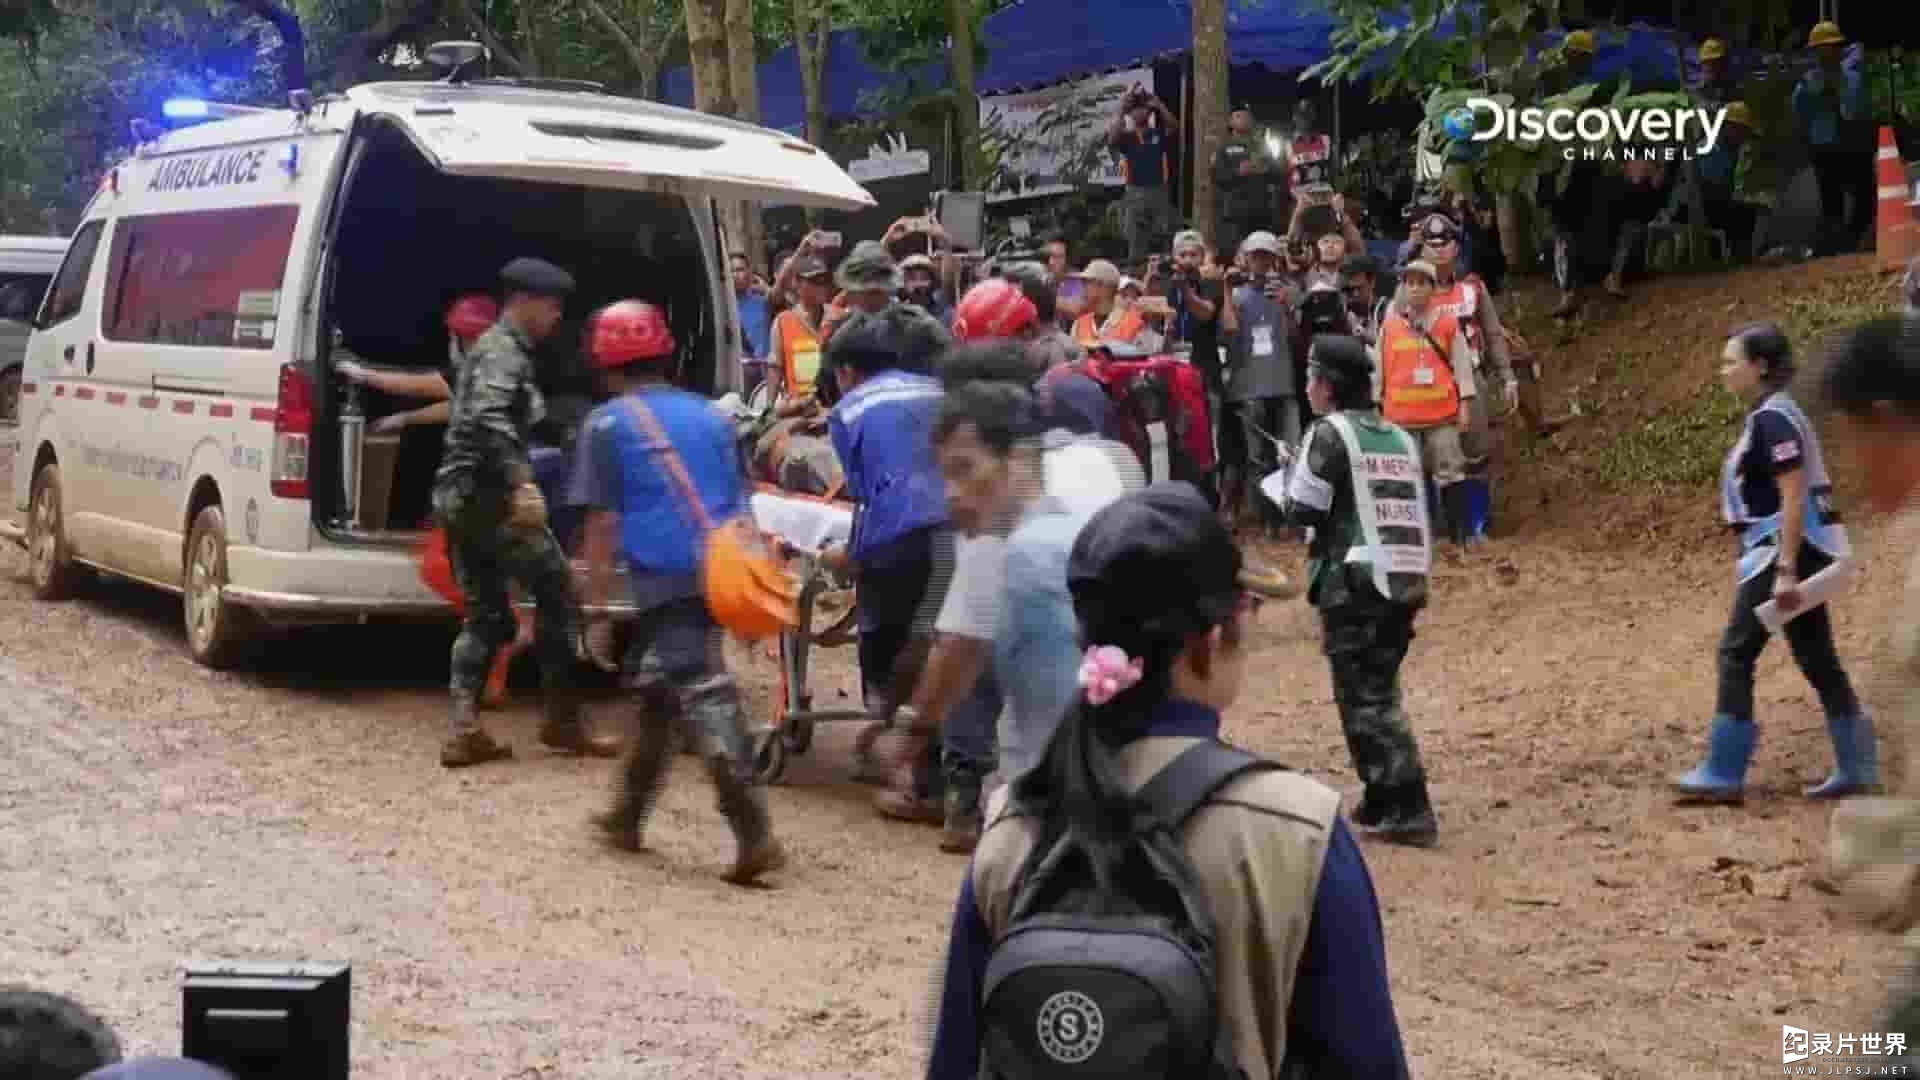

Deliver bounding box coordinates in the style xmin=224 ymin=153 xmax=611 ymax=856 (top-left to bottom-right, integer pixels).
xmin=1278 ymin=334 xmax=1440 ymax=847
xmin=433 ymin=257 xmax=620 ymax=768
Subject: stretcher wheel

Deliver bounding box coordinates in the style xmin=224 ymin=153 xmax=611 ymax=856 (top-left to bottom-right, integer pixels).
xmin=752 ymin=727 xmax=788 ymax=785
xmin=784 ymin=711 xmax=815 ymax=755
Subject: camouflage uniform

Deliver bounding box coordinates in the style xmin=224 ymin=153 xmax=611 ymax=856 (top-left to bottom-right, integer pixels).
xmin=433 ymin=316 xmax=590 ymax=764
xmin=1280 ymin=404 xmax=1440 ymax=846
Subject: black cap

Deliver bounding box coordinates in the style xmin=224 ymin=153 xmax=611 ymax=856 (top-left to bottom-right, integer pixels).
xmin=1232 ymin=102 xmax=1253 ymax=113
xmin=792 ymin=255 xmax=831 ymax=280
xmin=1342 ymin=253 xmax=1380 ymax=276
xmin=499 ymin=257 xmax=575 ymax=298
xmin=1068 ymin=484 xmax=1244 ymax=642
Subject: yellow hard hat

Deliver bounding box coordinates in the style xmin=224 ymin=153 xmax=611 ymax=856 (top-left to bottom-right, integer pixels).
xmin=1564 ymin=30 xmax=1596 ymax=54
xmin=1699 ymin=38 xmax=1727 ymax=61
xmin=1808 ymin=21 xmax=1845 ymax=48
xmin=1725 ymin=101 xmax=1753 ymax=128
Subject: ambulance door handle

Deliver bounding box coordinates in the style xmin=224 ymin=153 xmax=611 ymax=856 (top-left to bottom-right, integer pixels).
xmin=84 ymin=343 xmax=94 ymax=374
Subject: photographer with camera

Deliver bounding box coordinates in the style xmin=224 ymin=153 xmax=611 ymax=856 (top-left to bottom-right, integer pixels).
xmin=1107 ymin=86 xmax=1179 ymax=266
xmin=1151 ymin=231 xmax=1234 ymax=381
xmin=1224 ymin=231 xmax=1301 ymax=529
xmin=1212 ymin=104 xmax=1282 ymax=258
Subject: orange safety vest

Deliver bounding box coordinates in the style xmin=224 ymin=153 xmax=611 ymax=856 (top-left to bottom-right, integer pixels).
xmin=1073 ymin=306 xmax=1147 ymax=349
xmin=772 ymin=307 xmax=823 ymax=400
xmin=1429 ymin=275 xmax=1488 ymax=356
xmin=1378 ymin=311 xmax=1464 ymax=429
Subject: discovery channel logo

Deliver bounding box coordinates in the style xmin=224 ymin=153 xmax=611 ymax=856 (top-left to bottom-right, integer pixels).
xmin=1441 ymin=97 xmax=1728 ymax=160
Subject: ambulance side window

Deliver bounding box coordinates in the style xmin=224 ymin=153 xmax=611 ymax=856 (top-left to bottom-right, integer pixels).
xmin=103 ymin=204 xmax=300 ymax=351
xmin=38 ymin=220 xmax=105 ymax=329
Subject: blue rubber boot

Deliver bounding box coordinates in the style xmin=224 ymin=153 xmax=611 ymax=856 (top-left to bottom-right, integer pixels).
xmin=1673 ymin=714 xmax=1757 ymax=803
xmin=1805 ymin=712 xmax=1880 ymax=799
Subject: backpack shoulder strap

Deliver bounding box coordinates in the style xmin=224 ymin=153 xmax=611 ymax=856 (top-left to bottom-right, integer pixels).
xmin=1135 ymin=740 xmax=1283 ymax=833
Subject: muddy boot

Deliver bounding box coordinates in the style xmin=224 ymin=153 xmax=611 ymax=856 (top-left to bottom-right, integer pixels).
xmin=711 ymin=758 xmax=786 ymax=886
xmin=1516 ymin=376 xmax=1562 ymax=437
xmin=1672 ymin=714 xmax=1755 ymax=804
xmin=441 ymin=691 xmax=513 ymax=768
xmin=1805 ymin=712 xmax=1881 ymax=800
xmin=1349 ymin=786 xmax=1389 ymax=830
xmin=875 ymin=785 xmax=946 ymax=825
xmin=593 ymin=716 xmax=673 ymax=852
xmin=1439 ymin=484 xmax=1470 ymax=547
xmin=849 ymin=717 xmax=890 ymax=786
xmin=539 ymin=685 xmax=621 ymax=758
xmin=1358 ymin=776 xmax=1439 ymax=848
xmin=940 ymin=768 xmax=985 ymax=855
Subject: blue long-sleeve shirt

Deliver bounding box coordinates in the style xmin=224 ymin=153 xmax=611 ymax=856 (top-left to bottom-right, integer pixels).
xmin=827 ymin=369 xmax=948 ymax=563
xmin=925 ymin=701 xmax=1411 ymax=1079
xmin=737 ymin=289 xmax=772 ymax=360
xmin=1792 ymin=65 xmax=1870 ymax=148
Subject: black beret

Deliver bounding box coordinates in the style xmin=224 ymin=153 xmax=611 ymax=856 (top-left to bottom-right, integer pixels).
xmin=499 ymin=257 xmax=576 ymax=297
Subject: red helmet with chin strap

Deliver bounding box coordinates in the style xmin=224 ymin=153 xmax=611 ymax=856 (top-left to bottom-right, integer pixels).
xmin=589 ymin=300 xmax=676 ymax=368
xmin=445 ymin=294 xmax=499 ymax=343
xmin=953 ymin=277 xmax=1039 ymax=342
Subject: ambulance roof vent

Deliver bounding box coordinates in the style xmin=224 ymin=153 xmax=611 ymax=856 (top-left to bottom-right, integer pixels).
xmin=424 ymin=40 xmax=488 ymax=83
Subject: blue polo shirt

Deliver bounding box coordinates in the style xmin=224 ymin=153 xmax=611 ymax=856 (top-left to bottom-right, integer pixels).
xmin=828 ymin=369 xmax=948 ymax=565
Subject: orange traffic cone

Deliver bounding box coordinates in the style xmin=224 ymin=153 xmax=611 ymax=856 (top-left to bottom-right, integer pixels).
xmin=1875 ymin=126 xmax=1920 ymax=271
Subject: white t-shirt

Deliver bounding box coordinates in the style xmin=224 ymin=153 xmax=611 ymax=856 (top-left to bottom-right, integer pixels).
xmin=934 ymin=434 xmax=1143 ymax=641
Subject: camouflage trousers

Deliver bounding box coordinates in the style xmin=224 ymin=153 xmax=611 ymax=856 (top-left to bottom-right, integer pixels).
xmin=1320 ymin=596 xmax=1430 ymax=802
xmin=442 ymin=493 xmax=579 ymax=697
xmin=607 ymin=597 xmax=768 ymax=847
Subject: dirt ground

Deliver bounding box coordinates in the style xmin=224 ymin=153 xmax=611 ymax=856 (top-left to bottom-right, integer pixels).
xmin=2 ymin=258 xmax=1914 ymax=1078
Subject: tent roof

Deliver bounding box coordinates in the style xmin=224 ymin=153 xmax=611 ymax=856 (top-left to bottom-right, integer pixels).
xmin=659 ymin=29 xmax=942 ymax=134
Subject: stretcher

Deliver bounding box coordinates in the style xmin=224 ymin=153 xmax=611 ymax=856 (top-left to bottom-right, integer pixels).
xmin=744 ymin=484 xmax=868 ymax=784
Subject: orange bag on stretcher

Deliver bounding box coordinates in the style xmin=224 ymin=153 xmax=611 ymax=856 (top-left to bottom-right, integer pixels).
xmin=418 ymin=527 xmax=465 ymax=612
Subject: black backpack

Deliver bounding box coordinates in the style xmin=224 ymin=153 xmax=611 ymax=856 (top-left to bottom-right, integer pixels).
xmin=979 ymin=741 xmax=1281 ymax=1079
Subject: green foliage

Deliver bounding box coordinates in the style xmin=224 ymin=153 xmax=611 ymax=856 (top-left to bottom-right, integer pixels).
xmin=1592 ymin=280 xmax=1892 ymax=494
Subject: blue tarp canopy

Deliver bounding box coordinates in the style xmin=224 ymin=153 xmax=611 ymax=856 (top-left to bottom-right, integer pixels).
xmin=662 ymin=8 xmax=1702 ymax=131
xmin=659 ymin=29 xmax=943 ymax=134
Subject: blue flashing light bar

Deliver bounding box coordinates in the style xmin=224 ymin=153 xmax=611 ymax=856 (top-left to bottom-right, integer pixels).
xmin=163 ymin=98 xmax=210 ymax=120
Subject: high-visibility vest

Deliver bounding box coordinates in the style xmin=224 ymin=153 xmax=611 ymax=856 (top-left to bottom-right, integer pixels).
xmin=772 ymin=308 xmax=823 ymax=401
xmin=1378 ymin=311 xmax=1464 ymax=428
xmin=1072 ymin=306 xmax=1147 ymax=349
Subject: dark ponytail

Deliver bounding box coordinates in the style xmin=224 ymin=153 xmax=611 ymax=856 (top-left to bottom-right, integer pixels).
xmin=1733 ymin=321 xmax=1795 ymax=386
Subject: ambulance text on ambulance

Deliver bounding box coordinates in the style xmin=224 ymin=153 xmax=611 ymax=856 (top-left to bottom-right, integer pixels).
xmin=1464 ymin=98 xmax=1728 ymax=162
xmin=147 ymin=149 xmax=268 ymax=194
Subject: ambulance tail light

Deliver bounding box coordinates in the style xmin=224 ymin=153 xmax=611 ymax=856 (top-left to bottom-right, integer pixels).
xmin=270 ymin=364 xmax=313 ymax=499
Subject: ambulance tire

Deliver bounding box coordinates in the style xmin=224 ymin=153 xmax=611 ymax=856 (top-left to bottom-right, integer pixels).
xmin=183 ymin=504 xmax=259 ymax=670
xmin=27 ymin=462 xmax=81 ymax=601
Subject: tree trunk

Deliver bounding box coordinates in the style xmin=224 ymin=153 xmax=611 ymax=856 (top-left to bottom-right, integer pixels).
xmin=332 ymin=0 xmax=448 ymax=89
xmin=515 ymin=0 xmax=542 ymax=76
xmin=683 ymin=0 xmax=734 ymax=116
xmin=576 ymin=0 xmax=661 ymax=97
xmin=722 ymin=0 xmax=764 ymax=268
xmin=946 ymin=0 xmax=978 ymax=190
xmin=1189 ymin=0 xmax=1229 ymax=237
xmin=228 ymin=0 xmax=308 ymax=93
xmin=790 ymin=0 xmax=831 ymax=225
xmin=1497 ymin=191 xmax=1536 ymax=273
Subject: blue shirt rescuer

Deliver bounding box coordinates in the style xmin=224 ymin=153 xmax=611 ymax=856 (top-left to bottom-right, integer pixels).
xmin=572 ymin=300 xmax=787 ymax=887
xmin=1672 ymin=322 xmax=1876 ymax=804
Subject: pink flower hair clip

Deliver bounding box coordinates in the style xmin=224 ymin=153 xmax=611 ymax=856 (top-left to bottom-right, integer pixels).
xmin=1078 ymin=645 xmax=1143 ymax=706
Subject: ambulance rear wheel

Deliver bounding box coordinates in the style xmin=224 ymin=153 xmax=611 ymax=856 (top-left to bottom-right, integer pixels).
xmin=27 ymin=463 xmax=80 ymax=601
xmin=184 ymin=505 xmax=258 ymax=670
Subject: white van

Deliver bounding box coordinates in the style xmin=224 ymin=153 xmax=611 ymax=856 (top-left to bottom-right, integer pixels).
xmin=0 ymin=234 xmax=69 ymax=422
xmin=0 ymin=72 xmax=873 ymax=667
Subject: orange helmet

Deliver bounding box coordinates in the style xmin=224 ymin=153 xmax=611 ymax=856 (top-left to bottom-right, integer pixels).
xmin=445 ymin=294 xmax=499 ymax=343
xmin=588 ymin=300 xmax=675 ymax=368
xmin=953 ymin=277 xmax=1039 ymax=342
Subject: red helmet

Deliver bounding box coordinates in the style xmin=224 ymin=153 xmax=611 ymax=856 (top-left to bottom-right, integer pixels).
xmin=589 ymin=300 xmax=675 ymax=368
xmin=445 ymin=294 xmax=499 ymax=343
xmin=953 ymin=278 xmax=1039 ymax=342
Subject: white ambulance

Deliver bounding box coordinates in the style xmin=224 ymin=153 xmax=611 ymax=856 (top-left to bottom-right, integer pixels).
xmin=0 ymin=56 xmax=873 ymax=667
